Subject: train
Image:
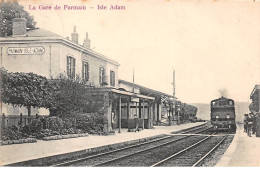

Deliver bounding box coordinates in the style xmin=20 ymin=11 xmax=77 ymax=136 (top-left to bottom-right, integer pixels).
xmin=210 ymin=96 xmax=236 ymax=132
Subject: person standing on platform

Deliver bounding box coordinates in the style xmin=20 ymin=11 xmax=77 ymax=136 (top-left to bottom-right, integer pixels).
xmin=244 ymin=114 xmax=248 ymax=133
xmin=111 ymin=112 xmax=115 ymax=129
xmin=253 ymin=114 xmax=257 ymax=135
xmin=247 ymin=113 xmax=254 ymax=137
xmin=134 ymin=114 xmax=139 ymax=132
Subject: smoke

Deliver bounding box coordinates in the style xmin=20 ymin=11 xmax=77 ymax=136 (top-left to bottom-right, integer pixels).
xmin=218 ymin=88 xmax=229 ymax=98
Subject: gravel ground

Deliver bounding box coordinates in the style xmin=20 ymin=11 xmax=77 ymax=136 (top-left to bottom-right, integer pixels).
xmin=198 ymin=135 xmax=234 ymax=167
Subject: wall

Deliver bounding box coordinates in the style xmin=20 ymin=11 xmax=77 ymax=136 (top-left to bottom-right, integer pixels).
xmin=1 ymin=42 xmax=59 ymax=116
xmin=2 ymin=103 xmax=49 ymax=116
xmin=1 ymin=42 xmax=60 ymax=78
xmin=1 ymin=40 xmax=119 ymax=116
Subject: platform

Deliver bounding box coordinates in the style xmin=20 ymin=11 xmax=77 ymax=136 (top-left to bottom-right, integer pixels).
xmin=216 ymin=124 xmax=260 ymax=167
xmin=0 ymin=122 xmax=206 ymax=166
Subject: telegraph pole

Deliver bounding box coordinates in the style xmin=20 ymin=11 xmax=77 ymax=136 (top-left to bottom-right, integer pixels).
xmin=172 ymin=69 xmax=178 ymax=125
xmin=172 ymin=69 xmax=175 ymax=97
xmin=132 ymin=68 xmax=135 ymax=93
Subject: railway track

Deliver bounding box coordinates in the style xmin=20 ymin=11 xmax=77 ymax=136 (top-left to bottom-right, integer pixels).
xmin=151 ymin=133 xmax=228 ymax=167
xmin=52 ymin=124 xmax=212 ymax=167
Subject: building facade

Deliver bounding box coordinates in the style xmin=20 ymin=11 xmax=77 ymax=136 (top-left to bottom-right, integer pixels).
xmin=1 ymin=18 xmax=196 ymax=133
xmin=250 ymin=85 xmax=260 ymax=113
xmin=0 ymin=18 xmax=156 ymax=133
xmin=119 ymin=79 xmax=175 ymax=126
xmin=0 ymin=18 xmax=119 ymax=116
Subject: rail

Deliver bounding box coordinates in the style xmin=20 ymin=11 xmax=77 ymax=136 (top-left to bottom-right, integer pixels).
xmin=52 ymin=125 xmax=211 ymax=167
xmin=150 ymin=132 xmax=228 ymax=167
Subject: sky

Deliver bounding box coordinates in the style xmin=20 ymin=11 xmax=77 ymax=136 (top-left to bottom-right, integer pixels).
xmin=17 ymin=0 xmax=260 ymax=104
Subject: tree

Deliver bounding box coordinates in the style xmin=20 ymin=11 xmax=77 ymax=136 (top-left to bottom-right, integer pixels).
xmin=1 ymin=68 xmax=56 ymax=116
xmin=0 ymin=1 xmax=36 ymax=37
xmin=162 ymin=98 xmax=174 ymax=126
xmin=50 ymin=74 xmax=107 ymax=118
xmin=50 ymin=74 xmax=90 ymax=117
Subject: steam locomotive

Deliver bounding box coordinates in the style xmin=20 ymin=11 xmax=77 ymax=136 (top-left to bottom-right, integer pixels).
xmin=210 ymin=96 xmax=236 ymax=132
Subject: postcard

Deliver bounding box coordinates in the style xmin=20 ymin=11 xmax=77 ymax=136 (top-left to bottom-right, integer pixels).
xmin=0 ymin=0 xmax=260 ymax=167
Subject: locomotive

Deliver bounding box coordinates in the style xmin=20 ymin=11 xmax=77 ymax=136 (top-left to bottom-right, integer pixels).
xmin=210 ymin=96 xmax=236 ymax=132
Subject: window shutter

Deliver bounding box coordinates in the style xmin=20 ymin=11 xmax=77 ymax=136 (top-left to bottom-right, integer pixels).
xmin=82 ymin=62 xmax=84 ymax=79
xmin=102 ymin=68 xmax=106 ymax=84
xmin=86 ymin=62 xmax=89 ymax=81
xmin=113 ymin=71 xmax=115 ymax=86
xmin=110 ymin=71 xmax=112 ymax=86
xmin=99 ymin=67 xmax=102 ymax=84
xmin=110 ymin=71 xmax=115 ymax=86
xmin=67 ymin=56 xmax=70 ymax=77
xmin=72 ymin=58 xmax=76 ymax=79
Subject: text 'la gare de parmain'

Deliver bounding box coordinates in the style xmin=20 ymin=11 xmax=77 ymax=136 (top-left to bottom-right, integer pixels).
xmin=29 ymin=4 xmax=126 ymax=10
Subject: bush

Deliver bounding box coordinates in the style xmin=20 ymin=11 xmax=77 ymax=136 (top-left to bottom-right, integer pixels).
xmin=74 ymin=112 xmax=104 ymax=133
xmin=2 ymin=125 xmax=23 ymax=141
xmin=2 ymin=112 xmax=105 ymax=141
xmin=42 ymin=133 xmax=88 ymax=141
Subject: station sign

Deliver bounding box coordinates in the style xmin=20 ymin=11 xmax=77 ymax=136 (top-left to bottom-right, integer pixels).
xmin=131 ymin=97 xmax=139 ymax=103
xmin=7 ymin=47 xmax=45 ymax=55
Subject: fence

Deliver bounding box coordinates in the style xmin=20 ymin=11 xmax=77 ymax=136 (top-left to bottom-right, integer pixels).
xmin=1 ymin=114 xmax=49 ymax=128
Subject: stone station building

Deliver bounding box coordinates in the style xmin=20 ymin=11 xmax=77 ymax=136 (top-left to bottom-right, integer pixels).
xmin=0 ymin=17 xmax=157 ymax=133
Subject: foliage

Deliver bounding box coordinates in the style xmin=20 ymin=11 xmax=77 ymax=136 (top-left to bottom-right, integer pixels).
xmin=49 ymin=74 xmax=87 ymax=116
xmin=42 ymin=133 xmax=88 ymax=141
xmin=128 ymin=119 xmax=143 ymax=129
xmin=2 ymin=125 xmax=22 ymax=140
xmin=1 ymin=69 xmax=104 ymax=118
xmin=50 ymin=74 xmax=104 ymax=117
xmin=162 ymin=98 xmax=198 ymax=124
xmin=1 ymin=68 xmax=56 ymax=116
xmin=0 ymin=1 xmax=36 ymax=37
xmin=74 ymin=112 xmax=104 ymax=132
xmin=14 ymin=113 xmax=104 ymax=140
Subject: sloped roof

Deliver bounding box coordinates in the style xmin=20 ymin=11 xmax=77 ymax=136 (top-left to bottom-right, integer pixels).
xmin=250 ymin=85 xmax=260 ymax=99
xmin=26 ymin=28 xmax=61 ymax=37
xmin=0 ymin=28 xmax=120 ymax=66
xmin=119 ymin=79 xmax=174 ymax=99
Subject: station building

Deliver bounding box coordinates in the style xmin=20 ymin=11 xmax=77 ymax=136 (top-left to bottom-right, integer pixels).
xmin=0 ymin=17 xmax=156 ymax=133
xmin=250 ymin=85 xmax=260 ymax=114
xmin=0 ymin=18 xmax=120 ymax=115
xmin=119 ymin=79 xmax=176 ymax=126
xmin=250 ymin=85 xmax=260 ymax=137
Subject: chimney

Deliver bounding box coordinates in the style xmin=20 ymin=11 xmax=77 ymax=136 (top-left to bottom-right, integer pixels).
xmin=83 ymin=32 xmax=91 ymax=48
xmin=71 ymin=25 xmax=79 ymax=44
xmin=12 ymin=18 xmax=27 ymax=36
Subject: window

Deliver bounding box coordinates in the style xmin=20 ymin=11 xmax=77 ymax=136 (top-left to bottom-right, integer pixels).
xmin=67 ymin=56 xmax=75 ymax=79
xmin=82 ymin=61 xmax=89 ymax=81
xmin=99 ymin=67 xmax=105 ymax=84
xmin=110 ymin=70 xmax=115 ymax=86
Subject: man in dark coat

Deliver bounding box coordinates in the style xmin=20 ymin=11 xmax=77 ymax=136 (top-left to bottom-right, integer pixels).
xmin=244 ymin=114 xmax=248 ymax=133
xmin=134 ymin=114 xmax=139 ymax=132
